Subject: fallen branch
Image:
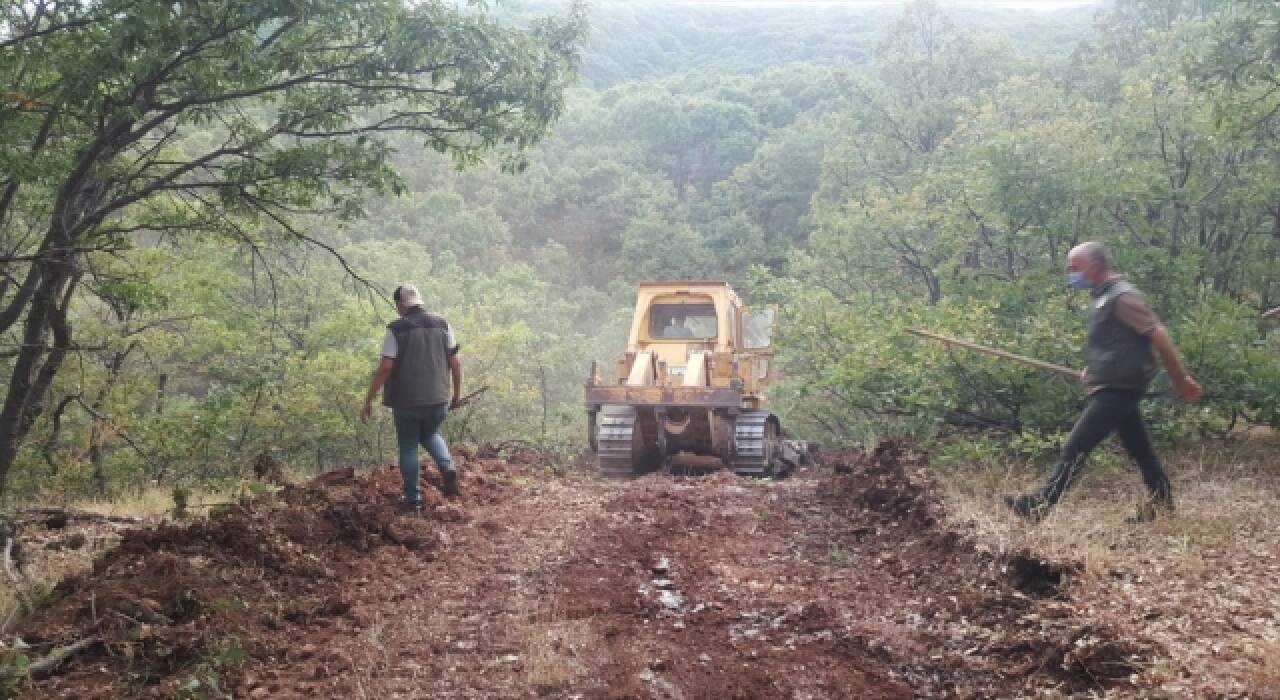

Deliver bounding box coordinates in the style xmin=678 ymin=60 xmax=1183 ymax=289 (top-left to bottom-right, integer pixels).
xmin=2 ymin=532 xmax=33 ymax=634
xmin=17 ymin=507 xmax=143 ymax=527
xmin=3 ymin=536 xmax=32 ymax=607
xmin=476 ymin=439 xmax=536 ymax=458
xmin=24 ymin=637 xmax=104 ymax=680
xmin=187 ymin=501 xmax=241 ymax=511
xmin=2 ymin=537 xmax=23 ymax=581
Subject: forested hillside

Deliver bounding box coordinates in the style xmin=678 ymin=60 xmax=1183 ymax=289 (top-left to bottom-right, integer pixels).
xmin=2 ymin=0 xmax=1277 ymax=504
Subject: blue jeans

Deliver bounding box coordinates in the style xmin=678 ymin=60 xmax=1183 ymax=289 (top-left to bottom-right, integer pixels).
xmin=392 ymin=403 xmax=454 ymax=506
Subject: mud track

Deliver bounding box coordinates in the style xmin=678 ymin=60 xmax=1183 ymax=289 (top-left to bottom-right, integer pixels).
xmin=13 ymin=442 xmax=1149 ymax=698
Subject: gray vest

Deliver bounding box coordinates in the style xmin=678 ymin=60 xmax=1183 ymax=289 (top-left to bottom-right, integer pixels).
xmin=1085 ymin=279 xmax=1156 ymax=392
xmin=383 ymin=309 xmax=453 ymax=408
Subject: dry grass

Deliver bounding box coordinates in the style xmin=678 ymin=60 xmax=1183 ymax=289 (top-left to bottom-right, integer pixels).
xmin=1243 ymin=638 xmax=1280 ymax=700
xmin=0 ymin=583 xmax=23 ymax=635
xmin=65 ymin=480 xmax=285 ymax=520
xmin=940 ymin=436 xmax=1280 ymax=698
xmin=518 ymin=619 xmax=598 ymax=691
xmin=506 ymin=547 xmax=600 ymax=692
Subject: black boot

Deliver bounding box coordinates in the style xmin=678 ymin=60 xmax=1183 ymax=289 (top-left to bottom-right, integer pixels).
xmin=1125 ymin=499 xmax=1174 ymax=525
xmin=441 ymin=470 xmax=459 ymax=498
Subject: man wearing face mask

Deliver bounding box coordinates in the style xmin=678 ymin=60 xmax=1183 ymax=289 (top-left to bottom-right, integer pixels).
xmin=1005 ymin=242 xmax=1203 ymax=524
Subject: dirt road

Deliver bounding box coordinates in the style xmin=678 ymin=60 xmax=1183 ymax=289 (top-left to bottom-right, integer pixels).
xmin=12 ymin=444 xmax=1147 ymax=698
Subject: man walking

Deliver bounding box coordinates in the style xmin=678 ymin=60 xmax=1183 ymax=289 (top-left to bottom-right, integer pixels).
xmin=361 ymin=284 xmax=463 ymax=510
xmin=1006 ymin=242 xmax=1203 ymax=523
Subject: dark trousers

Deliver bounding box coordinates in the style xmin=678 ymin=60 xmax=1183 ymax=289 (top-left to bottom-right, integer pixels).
xmin=1041 ymin=389 xmax=1172 ymax=507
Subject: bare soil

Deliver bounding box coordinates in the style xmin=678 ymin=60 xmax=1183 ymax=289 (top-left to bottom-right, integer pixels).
xmin=9 ymin=442 xmax=1159 ymax=698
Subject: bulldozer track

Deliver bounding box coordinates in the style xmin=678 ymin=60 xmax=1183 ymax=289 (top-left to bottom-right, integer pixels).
xmin=731 ymin=410 xmax=779 ymax=477
xmin=596 ymin=407 xmax=641 ymax=477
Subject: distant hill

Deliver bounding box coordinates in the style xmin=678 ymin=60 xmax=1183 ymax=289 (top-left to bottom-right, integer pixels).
xmin=504 ymin=0 xmax=1097 ymax=87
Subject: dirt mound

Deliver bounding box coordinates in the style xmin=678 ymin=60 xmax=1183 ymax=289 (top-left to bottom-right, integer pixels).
xmin=10 ymin=458 xmax=510 ymax=698
xmin=803 ymin=439 xmax=1152 ymax=694
xmin=818 ymin=439 xmax=939 ymax=527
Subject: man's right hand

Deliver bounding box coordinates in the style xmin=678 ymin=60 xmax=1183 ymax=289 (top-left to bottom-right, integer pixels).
xmin=1174 ymin=375 xmax=1203 ymax=403
xmin=360 ymin=400 xmax=373 ymax=423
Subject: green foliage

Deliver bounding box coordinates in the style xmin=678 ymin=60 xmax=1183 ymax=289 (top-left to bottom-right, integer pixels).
xmin=828 ymin=544 xmax=851 ymax=569
xmin=4 ymin=0 xmax=1277 ymax=503
xmin=769 ymin=0 xmax=1280 ymax=451
xmin=176 ymin=638 xmax=246 ymax=700
xmin=0 ymin=640 xmax=32 ymax=675
xmin=1170 ymin=298 xmax=1280 ymax=432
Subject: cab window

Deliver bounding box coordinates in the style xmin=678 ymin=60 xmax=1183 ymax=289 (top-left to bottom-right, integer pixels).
xmin=742 ymin=307 xmax=776 ymax=349
xmin=649 ymin=303 xmax=717 ymax=339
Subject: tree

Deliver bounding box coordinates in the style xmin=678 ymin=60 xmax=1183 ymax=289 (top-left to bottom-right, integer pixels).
xmin=0 ymin=0 xmax=586 ymax=497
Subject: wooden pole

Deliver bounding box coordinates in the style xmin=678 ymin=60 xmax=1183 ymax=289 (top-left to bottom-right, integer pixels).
xmin=905 ymin=328 xmax=1082 ymax=381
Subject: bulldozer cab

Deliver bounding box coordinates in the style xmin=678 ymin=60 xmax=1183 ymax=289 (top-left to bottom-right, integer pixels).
xmin=620 ymin=281 xmax=776 ymax=398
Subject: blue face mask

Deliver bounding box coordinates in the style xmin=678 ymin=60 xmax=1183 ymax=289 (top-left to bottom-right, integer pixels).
xmin=1067 ymin=271 xmax=1091 ymax=290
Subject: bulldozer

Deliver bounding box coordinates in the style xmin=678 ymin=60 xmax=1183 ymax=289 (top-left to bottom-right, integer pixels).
xmin=585 ymin=281 xmax=801 ymax=478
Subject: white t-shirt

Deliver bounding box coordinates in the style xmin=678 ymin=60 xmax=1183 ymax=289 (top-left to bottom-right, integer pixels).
xmin=381 ymin=323 xmax=458 ymax=358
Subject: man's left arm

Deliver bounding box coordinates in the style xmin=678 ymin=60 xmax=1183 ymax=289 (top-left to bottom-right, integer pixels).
xmin=361 ymin=357 xmax=395 ymax=422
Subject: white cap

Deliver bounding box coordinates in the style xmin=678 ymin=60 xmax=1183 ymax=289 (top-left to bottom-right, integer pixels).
xmin=394 ymin=283 xmax=422 ymax=307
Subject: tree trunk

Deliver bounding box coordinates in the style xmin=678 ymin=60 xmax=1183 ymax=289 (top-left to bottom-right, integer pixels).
xmin=0 ymin=253 xmax=79 ymax=499
xmin=88 ymin=343 xmax=135 ymax=496
xmin=40 ymin=394 xmax=79 ymax=475
xmin=155 ymin=373 xmax=168 ymax=414
xmin=0 ymin=141 xmax=112 ymax=498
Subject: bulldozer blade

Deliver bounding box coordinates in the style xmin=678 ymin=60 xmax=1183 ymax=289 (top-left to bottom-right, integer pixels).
xmin=668 ymin=452 xmax=724 ymax=470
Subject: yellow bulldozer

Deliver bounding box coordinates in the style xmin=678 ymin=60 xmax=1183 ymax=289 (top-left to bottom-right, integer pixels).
xmin=585 ymin=281 xmax=804 ymax=478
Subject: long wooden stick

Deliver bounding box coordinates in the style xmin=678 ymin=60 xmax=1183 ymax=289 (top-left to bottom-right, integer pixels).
xmin=905 ymin=328 xmax=1081 ymax=381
